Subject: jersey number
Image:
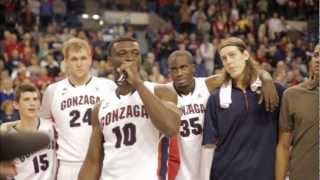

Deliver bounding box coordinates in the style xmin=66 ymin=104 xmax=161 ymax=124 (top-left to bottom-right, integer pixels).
xmin=180 ymin=117 xmax=202 ymax=137
xmin=32 ymin=154 xmax=49 ymax=173
xmin=69 ymin=108 xmax=92 ymax=127
xmin=112 ymin=123 xmax=136 ymax=148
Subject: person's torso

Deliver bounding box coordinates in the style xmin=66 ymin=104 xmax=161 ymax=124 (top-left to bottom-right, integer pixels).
xmin=173 ymin=78 xmax=210 ymax=180
xmin=285 ymin=85 xmax=319 ymax=180
xmin=210 ymin=84 xmax=284 ymax=180
xmin=99 ymin=81 xmax=161 ymax=180
xmin=10 ymin=120 xmax=57 ymax=180
xmin=49 ymin=77 xmax=116 ymax=162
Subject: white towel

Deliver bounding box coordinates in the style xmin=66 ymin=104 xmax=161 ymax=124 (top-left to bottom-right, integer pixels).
xmin=219 ymin=77 xmax=262 ymax=109
xmin=219 ymin=80 xmax=232 ymax=109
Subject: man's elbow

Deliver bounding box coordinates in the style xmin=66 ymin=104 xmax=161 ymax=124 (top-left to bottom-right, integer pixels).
xmin=165 ymin=115 xmax=180 ymax=137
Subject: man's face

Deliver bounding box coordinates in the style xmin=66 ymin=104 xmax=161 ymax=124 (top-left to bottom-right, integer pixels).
xmin=169 ymin=55 xmax=194 ymax=91
xmin=16 ymin=92 xmax=40 ymax=119
xmin=110 ymin=41 xmax=141 ymax=82
xmin=64 ymin=47 xmax=92 ymax=81
xmin=219 ymin=46 xmax=249 ymax=79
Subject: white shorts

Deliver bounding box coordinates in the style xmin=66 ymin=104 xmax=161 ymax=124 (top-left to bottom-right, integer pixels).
xmin=55 ymin=160 xmax=83 ymax=180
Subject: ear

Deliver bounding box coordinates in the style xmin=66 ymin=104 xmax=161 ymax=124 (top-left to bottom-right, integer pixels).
xmin=243 ymin=50 xmax=250 ymax=61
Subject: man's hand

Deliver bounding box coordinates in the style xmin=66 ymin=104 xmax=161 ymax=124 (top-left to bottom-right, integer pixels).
xmin=259 ymin=81 xmax=279 ymax=112
xmin=0 ymin=160 xmax=17 ymax=177
xmin=119 ymin=61 xmax=142 ymax=87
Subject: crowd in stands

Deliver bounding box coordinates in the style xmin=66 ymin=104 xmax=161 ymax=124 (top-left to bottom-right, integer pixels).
xmin=0 ymin=0 xmax=318 ymax=124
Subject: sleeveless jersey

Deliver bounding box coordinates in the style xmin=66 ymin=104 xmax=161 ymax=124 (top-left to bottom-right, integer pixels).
xmin=173 ymin=78 xmax=210 ymax=180
xmin=9 ymin=120 xmax=57 ymax=180
xmin=98 ymin=82 xmax=162 ymax=180
xmin=40 ymin=76 xmax=117 ymax=162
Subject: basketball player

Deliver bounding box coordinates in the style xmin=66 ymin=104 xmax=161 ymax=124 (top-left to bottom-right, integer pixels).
xmin=2 ymin=83 xmax=56 ymax=180
xmin=167 ymin=50 xmax=279 ymax=180
xmin=78 ymin=36 xmax=180 ymax=180
xmin=203 ymin=37 xmax=284 ymax=180
xmin=40 ymin=38 xmax=117 ymax=180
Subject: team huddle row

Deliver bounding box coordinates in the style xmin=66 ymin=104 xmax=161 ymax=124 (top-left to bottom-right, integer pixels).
xmin=1 ymin=36 xmax=318 ymax=180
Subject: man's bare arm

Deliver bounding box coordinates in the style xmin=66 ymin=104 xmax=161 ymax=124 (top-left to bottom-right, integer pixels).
xmin=136 ymin=83 xmax=180 ymax=137
xmin=205 ymin=74 xmax=224 ymax=93
xmin=258 ymin=69 xmax=279 ymax=111
xmin=78 ymin=103 xmax=103 ymax=180
xmin=275 ymin=131 xmax=292 ymax=180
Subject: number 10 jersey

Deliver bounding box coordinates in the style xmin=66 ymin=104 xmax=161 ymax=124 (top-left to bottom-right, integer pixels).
xmin=98 ymin=82 xmax=162 ymax=180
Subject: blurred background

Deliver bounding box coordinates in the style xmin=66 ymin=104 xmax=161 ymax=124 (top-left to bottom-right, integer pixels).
xmin=0 ymin=0 xmax=318 ymax=124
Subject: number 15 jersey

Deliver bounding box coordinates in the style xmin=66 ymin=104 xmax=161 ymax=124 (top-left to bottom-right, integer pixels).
xmin=40 ymin=77 xmax=117 ymax=162
xmin=98 ymin=82 xmax=162 ymax=180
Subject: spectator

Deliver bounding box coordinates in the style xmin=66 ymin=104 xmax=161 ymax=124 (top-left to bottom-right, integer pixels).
xmin=43 ymin=54 xmax=60 ymax=78
xmin=0 ymin=100 xmax=19 ymax=124
xmin=199 ymin=34 xmax=215 ymax=75
xmin=39 ymin=0 xmax=54 ymax=29
xmin=53 ymin=0 xmax=66 ymax=24
xmin=267 ymin=13 xmax=285 ymax=40
xmin=0 ymin=78 xmax=14 ymax=107
xmin=148 ymin=64 xmax=167 ymax=83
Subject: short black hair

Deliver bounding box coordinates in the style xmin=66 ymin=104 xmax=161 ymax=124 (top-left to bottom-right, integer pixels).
xmin=168 ymin=50 xmax=193 ymax=64
xmin=107 ymin=36 xmax=138 ymax=58
xmin=15 ymin=83 xmax=39 ymax=102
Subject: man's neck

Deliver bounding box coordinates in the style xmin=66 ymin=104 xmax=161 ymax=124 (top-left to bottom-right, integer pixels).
xmin=234 ymin=73 xmax=246 ymax=91
xmin=17 ymin=117 xmax=39 ymax=132
xmin=69 ymin=75 xmax=91 ymax=86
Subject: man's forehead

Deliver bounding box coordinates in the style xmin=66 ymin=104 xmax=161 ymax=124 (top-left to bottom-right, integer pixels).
xmin=220 ymin=46 xmax=239 ymax=54
xmin=113 ymin=41 xmax=140 ymax=50
xmin=21 ymin=92 xmax=39 ymax=98
xmin=169 ymin=55 xmax=191 ymax=66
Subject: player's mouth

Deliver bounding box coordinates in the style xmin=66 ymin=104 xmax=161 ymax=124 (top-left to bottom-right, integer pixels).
xmin=27 ymin=108 xmax=37 ymax=112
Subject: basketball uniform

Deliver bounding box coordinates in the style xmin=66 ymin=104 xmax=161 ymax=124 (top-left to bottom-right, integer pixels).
xmin=173 ymin=78 xmax=212 ymax=180
xmin=8 ymin=119 xmax=56 ymax=180
xmin=39 ymin=76 xmax=117 ymax=179
xmin=98 ymin=81 xmax=162 ymax=180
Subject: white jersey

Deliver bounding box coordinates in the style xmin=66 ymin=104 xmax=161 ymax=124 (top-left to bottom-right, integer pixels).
xmin=98 ymin=82 xmax=162 ymax=180
xmin=40 ymin=76 xmax=117 ymax=162
xmin=173 ymin=78 xmax=211 ymax=180
xmin=9 ymin=120 xmax=57 ymax=180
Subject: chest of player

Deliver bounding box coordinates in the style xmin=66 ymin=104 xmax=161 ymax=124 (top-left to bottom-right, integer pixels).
xmin=51 ymin=85 xmax=104 ymax=123
xmin=99 ymin=92 xmax=152 ymax=129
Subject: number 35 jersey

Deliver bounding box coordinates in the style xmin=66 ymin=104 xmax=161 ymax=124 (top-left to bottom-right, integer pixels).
xmin=98 ymin=82 xmax=162 ymax=180
xmin=173 ymin=78 xmax=210 ymax=180
xmin=40 ymin=77 xmax=117 ymax=162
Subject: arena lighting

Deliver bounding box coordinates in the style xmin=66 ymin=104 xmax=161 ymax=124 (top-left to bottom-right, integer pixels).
xmin=99 ymin=20 xmax=104 ymax=26
xmin=92 ymin=14 xmax=100 ymax=20
xmin=81 ymin=13 xmax=89 ymax=19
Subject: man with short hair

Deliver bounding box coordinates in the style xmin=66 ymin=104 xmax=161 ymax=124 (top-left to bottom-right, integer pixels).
xmin=1 ymin=83 xmax=56 ymax=180
xmin=40 ymin=37 xmax=117 ymax=180
xmin=78 ymin=36 xmax=180 ymax=180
